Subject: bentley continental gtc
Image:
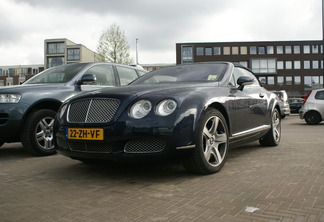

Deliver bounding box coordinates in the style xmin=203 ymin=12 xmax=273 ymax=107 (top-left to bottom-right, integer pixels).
xmin=54 ymin=62 xmax=281 ymax=174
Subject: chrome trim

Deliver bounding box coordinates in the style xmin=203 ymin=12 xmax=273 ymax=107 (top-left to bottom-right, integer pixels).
xmin=231 ymin=125 xmax=271 ymax=138
xmin=176 ymin=145 xmax=196 ymax=150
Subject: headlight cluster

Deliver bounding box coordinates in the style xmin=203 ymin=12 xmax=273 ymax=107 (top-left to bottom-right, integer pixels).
xmin=129 ymin=99 xmax=177 ymax=119
xmin=0 ymin=94 xmax=21 ymax=103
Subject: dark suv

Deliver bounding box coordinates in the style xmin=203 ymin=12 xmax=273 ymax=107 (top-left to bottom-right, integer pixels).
xmin=0 ymin=62 xmax=146 ymax=155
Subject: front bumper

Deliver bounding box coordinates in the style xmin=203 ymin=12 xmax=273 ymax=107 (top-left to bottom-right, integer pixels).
xmin=54 ymin=110 xmax=197 ymax=162
xmin=0 ymin=103 xmax=28 ymax=142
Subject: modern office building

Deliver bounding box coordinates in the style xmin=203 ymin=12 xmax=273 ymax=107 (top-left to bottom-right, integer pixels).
xmin=176 ymin=40 xmax=324 ymax=97
xmin=44 ymin=38 xmax=99 ymax=68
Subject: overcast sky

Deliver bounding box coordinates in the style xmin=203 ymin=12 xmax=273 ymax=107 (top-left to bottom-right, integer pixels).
xmin=0 ymin=0 xmax=322 ymax=66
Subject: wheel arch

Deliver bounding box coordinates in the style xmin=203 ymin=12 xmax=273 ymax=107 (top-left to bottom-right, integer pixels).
xmin=21 ymin=99 xmax=62 ymax=132
xmin=205 ymin=102 xmax=231 ymax=135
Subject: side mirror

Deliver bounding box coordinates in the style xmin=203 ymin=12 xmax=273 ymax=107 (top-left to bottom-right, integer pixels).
xmin=237 ymin=76 xmax=254 ymax=91
xmin=76 ymin=74 xmax=96 ymax=86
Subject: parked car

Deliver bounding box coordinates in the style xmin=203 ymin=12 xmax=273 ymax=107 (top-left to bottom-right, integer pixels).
xmin=54 ymin=62 xmax=281 ymax=174
xmin=299 ymin=88 xmax=324 ymax=125
xmin=288 ymin=98 xmax=303 ymax=114
xmin=0 ymin=62 xmax=147 ymax=155
xmin=271 ymin=90 xmax=290 ymax=119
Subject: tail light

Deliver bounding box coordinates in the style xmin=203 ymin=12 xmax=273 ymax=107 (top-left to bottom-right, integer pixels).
xmin=302 ymin=91 xmax=312 ymax=105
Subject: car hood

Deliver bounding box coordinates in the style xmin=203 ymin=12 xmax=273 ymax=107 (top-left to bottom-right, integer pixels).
xmin=0 ymin=83 xmax=68 ymax=93
xmin=70 ymin=82 xmax=221 ymax=102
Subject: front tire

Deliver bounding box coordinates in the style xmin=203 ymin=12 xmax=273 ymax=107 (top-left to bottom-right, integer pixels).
xmin=21 ymin=109 xmax=57 ymax=156
xmin=304 ymin=111 xmax=321 ymax=125
xmin=259 ymin=108 xmax=281 ymax=146
xmin=182 ymin=108 xmax=229 ymax=174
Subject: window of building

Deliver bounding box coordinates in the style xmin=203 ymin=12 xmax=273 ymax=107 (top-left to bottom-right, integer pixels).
xmin=312 ymin=60 xmax=319 ymax=69
xmin=268 ymin=76 xmax=274 ymax=85
xmin=285 ymin=61 xmax=292 ymax=69
xmin=47 ymin=57 xmax=64 ymax=68
xmin=304 ymin=76 xmax=321 ymax=90
xmin=196 ymin=47 xmax=204 ymax=56
xmin=285 ymin=46 xmax=292 ymax=54
xmin=223 ymin=47 xmax=231 ymax=55
xmin=312 ymin=45 xmax=319 ymax=53
xmin=47 ymin=42 xmax=65 ymax=54
xmin=214 ymin=47 xmax=221 ymax=55
xmin=277 ymin=61 xmax=284 ymax=69
xmin=258 ymin=46 xmax=266 ymax=54
xmin=293 ymin=45 xmax=300 ymax=54
xmin=267 ymin=46 xmax=274 ymax=54
xmin=181 ymin=46 xmax=193 ymax=64
xmin=232 ymin=46 xmax=239 ymax=55
xmin=67 ymin=48 xmax=80 ymax=61
xmin=251 ymin=59 xmax=276 ymax=73
xmin=250 ymin=46 xmax=257 ymax=55
xmin=240 ymin=46 xmax=247 ymax=55
xmin=205 ymin=48 xmax=212 ymax=56
xmin=276 ymin=46 xmax=284 ymax=54
xmin=294 ymin=76 xmax=301 ymax=85
xmin=239 ymin=61 xmax=248 ymax=68
xmin=294 ymin=61 xmax=301 ymax=69
xmin=303 ymin=45 xmax=310 ymax=54
xmin=277 ymin=76 xmax=284 ymax=85
xmin=286 ymin=76 xmax=292 ymax=85
xmin=259 ymin=77 xmax=266 ymax=85
xmin=304 ymin=61 xmax=310 ymax=69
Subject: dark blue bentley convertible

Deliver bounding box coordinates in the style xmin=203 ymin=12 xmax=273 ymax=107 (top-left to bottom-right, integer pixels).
xmin=54 ymin=62 xmax=281 ymax=174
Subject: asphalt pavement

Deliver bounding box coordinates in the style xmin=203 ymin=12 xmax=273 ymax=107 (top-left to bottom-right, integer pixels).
xmin=0 ymin=115 xmax=323 ymax=222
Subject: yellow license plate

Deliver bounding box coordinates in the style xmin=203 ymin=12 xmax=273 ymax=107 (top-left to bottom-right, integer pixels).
xmin=66 ymin=128 xmax=104 ymax=140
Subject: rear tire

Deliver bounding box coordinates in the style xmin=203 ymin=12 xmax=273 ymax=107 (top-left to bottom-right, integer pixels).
xmin=259 ymin=108 xmax=281 ymax=146
xmin=21 ymin=109 xmax=57 ymax=156
xmin=304 ymin=111 xmax=321 ymax=125
xmin=182 ymin=108 xmax=229 ymax=174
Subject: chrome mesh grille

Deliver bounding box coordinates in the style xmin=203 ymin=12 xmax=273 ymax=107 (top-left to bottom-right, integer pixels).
xmin=68 ymin=98 xmax=120 ymax=123
xmin=124 ymin=139 xmax=166 ymax=153
xmin=68 ymin=141 xmax=112 ymax=153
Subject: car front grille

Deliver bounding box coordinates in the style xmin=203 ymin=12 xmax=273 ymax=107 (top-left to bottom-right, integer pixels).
xmin=124 ymin=139 xmax=166 ymax=153
xmin=67 ymin=98 xmax=120 ymax=123
xmin=68 ymin=141 xmax=113 ymax=153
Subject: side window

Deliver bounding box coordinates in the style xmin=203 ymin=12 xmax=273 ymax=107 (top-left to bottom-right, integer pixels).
xmin=233 ymin=67 xmax=260 ymax=87
xmin=85 ymin=65 xmax=115 ymax=86
xmin=315 ymin=91 xmax=324 ymax=100
xmin=116 ymin=66 xmax=139 ymax=85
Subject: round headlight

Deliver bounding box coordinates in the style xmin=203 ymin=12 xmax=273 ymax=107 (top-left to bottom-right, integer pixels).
xmin=129 ymin=100 xmax=152 ymax=119
xmin=156 ymin=99 xmax=177 ymax=116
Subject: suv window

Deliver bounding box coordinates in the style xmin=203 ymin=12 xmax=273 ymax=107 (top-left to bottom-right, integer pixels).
xmin=84 ymin=64 xmax=115 ymax=86
xmin=116 ymin=66 xmax=139 ymax=85
xmin=315 ymin=90 xmax=324 ymax=100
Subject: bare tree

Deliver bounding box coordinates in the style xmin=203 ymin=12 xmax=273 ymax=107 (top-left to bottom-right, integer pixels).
xmin=96 ymin=24 xmax=133 ymax=65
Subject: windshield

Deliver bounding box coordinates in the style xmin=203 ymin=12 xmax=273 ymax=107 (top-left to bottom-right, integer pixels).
xmin=131 ymin=63 xmax=228 ymax=85
xmin=23 ymin=63 xmax=87 ymax=84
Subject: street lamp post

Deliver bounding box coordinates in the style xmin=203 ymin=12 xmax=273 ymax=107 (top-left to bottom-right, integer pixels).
xmin=136 ymin=38 xmax=139 ymax=65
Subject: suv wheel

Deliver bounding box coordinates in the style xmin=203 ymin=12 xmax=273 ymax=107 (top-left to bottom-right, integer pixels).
xmin=21 ymin=109 xmax=57 ymax=156
xmin=305 ymin=111 xmax=321 ymax=125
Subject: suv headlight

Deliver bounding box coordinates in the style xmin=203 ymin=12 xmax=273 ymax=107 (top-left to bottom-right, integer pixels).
xmin=0 ymin=94 xmax=21 ymax=103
